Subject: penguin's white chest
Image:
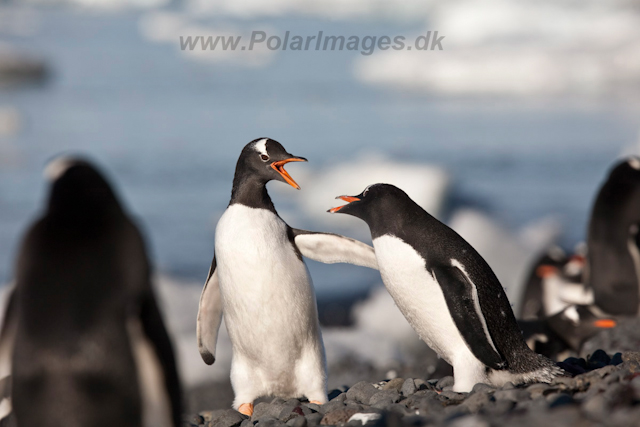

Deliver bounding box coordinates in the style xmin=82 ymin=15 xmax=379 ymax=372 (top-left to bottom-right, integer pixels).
xmin=372 ymin=235 xmax=472 ymax=365
xmin=214 ymin=205 xmax=320 ymax=367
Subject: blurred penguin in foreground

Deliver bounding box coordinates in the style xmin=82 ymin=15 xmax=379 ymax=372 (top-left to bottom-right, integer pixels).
xmin=0 ymin=158 xmax=182 ymax=427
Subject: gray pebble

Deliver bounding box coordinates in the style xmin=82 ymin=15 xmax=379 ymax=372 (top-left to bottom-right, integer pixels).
xmin=369 ymin=389 xmax=401 ymax=408
xmin=470 ymin=383 xmax=495 ymax=394
xmin=240 ymin=420 xmax=253 ymax=427
xmin=494 ymin=388 xmax=529 ymax=402
xmin=414 ymin=379 xmax=435 ymax=391
xmin=256 ymin=418 xmax=285 ymax=427
xmin=436 ymin=376 xmax=454 ymax=389
xmin=320 ymin=408 xmax=359 ymax=425
xmin=286 ymin=417 xmax=307 ymax=427
xmin=346 ymin=381 xmax=379 ymax=405
xmin=205 ymin=409 xmax=246 ymax=427
xmin=401 ymin=378 xmax=417 ymax=396
xmin=304 ymin=413 xmax=323 ymax=427
xmin=459 ymin=391 xmax=491 ymax=412
xmin=252 ymin=402 xmax=284 ymax=422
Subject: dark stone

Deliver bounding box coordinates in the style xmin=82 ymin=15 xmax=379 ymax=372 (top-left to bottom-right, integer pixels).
xmin=305 ymin=413 xmax=323 ymax=427
xmin=401 ymin=378 xmax=417 ymax=396
xmin=548 ymin=394 xmax=574 ymax=408
xmin=256 ymin=418 xmax=285 ymax=427
xmin=369 ymin=389 xmax=401 ymax=408
xmin=460 ymin=391 xmax=492 ymax=412
xmin=440 ymin=390 xmax=466 ymax=402
xmin=184 ymin=414 xmax=205 ymax=425
xmin=413 ymin=379 xmax=435 ymax=391
xmin=557 ymin=361 xmax=586 ymax=376
xmin=494 ymin=388 xmax=529 ymax=402
xmin=329 ymin=392 xmax=347 ymax=403
xmin=404 ymin=390 xmax=439 ymax=409
xmin=253 ymin=402 xmax=285 ymax=422
xmin=346 ymin=381 xmax=378 ymax=405
xmin=279 ymin=405 xmax=311 ymax=422
xmin=587 ymin=350 xmax=611 ymax=370
xmin=470 ymin=383 xmax=495 ymax=394
xmin=206 ymin=409 xmax=247 ymax=427
xmin=320 ymin=399 xmax=345 ymax=414
xmin=328 ymin=389 xmax=343 ymax=401
xmin=286 ymin=417 xmax=307 ymax=427
xmin=436 ymin=376 xmax=454 ymax=389
xmin=303 ymin=403 xmax=322 ymax=414
xmin=320 ymin=408 xmax=358 ymax=425
xmin=485 ymin=399 xmax=515 ymax=416
xmin=610 ymin=352 xmax=623 ymax=366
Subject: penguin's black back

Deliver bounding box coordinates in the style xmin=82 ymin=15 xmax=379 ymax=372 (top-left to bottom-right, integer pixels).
xmin=362 ymin=185 xmax=543 ymax=372
xmin=11 ymin=160 xmax=181 ymax=427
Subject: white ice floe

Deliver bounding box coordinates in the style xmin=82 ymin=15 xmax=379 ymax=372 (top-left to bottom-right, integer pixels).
xmin=354 ymin=0 xmax=640 ymax=97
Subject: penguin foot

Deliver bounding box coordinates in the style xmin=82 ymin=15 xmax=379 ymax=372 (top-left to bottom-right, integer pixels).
xmin=309 ymin=400 xmax=323 ymax=405
xmin=238 ymin=403 xmax=254 ymax=416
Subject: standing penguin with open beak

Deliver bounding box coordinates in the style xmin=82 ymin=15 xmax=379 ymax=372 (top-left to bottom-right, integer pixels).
xmin=197 ymin=138 xmax=378 ymax=416
xmin=329 ymin=183 xmax=565 ymax=392
xmin=0 ymin=157 xmax=182 ymax=427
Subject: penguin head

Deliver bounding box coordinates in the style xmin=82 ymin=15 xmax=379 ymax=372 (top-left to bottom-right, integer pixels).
xmin=607 ymin=157 xmax=640 ymax=183
xmin=328 ymin=183 xmax=408 ymax=223
xmin=44 ymin=156 xmax=123 ymax=219
xmin=235 ymin=138 xmax=307 ymax=189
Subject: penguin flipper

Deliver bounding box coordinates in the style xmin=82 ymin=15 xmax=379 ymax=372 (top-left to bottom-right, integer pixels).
xmin=0 ymin=288 xmax=16 ymax=421
xmin=197 ymin=256 xmax=223 ymax=365
xmin=432 ymin=265 xmax=506 ymax=370
xmin=138 ymin=290 xmax=182 ymax=427
xmin=291 ymin=228 xmax=378 ymax=270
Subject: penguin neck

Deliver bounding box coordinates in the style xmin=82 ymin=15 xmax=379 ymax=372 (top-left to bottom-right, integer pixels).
xmin=229 ymin=174 xmax=276 ymax=212
xmin=368 ymin=197 xmax=436 ymax=240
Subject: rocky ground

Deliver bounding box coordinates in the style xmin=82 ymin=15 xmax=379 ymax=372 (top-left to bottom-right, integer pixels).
xmin=185 ymin=351 xmax=640 ymax=427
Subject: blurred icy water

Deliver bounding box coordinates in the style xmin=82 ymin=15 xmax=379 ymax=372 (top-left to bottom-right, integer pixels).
xmin=0 ymin=5 xmax=638 ymax=299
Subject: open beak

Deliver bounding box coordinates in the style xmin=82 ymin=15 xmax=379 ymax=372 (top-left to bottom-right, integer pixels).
xmin=271 ymin=157 xmax=307 ymax=190
xmin=329 ymin=195 xmax=360 ymax=213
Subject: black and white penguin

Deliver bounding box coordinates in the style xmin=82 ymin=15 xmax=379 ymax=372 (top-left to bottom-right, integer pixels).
xmin=586 ymin=157 xmax=640 ymax=316
xmin=519 ymin=304 xmax=617 ymax=360
xmin=329 ymin=183 xmax=564 ymax=391
xmin=196 ymin=138 xmax=378 ymax=416
xmin=0 ymin=157 xmax=182 ymax=427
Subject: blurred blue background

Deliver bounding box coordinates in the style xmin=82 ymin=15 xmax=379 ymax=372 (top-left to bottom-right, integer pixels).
xmin=1 ymin=0 xmax=639 ymax=301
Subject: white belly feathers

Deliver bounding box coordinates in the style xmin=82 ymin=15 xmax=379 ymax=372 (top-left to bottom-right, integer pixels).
xmin=372 ymin=234 xmax=473 ymax=365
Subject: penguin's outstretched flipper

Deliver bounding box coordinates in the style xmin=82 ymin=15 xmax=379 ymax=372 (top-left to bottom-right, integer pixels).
xmin=432 ymin=265 xmax=506 ymax=370
xmin=291 ymin=228 xmax=378 ymax=270
xmin=197 ymin=256 xmax=223 ymax=365
xmin=0 ymin=289 xmax=16 ymax=422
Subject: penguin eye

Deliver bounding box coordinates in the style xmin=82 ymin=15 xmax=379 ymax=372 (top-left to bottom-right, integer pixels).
xmin=260 ymin=154 xmax=269 ymax=162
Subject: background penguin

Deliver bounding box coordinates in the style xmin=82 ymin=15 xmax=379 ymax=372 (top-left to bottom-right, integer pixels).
xmin=586 ymin=157 xmax=640 ymax=316
xmin=197 ymin=138 xmax=378 ymax=416
xmin=329 ymin=183 xmax=564 ymax=392
xmin=519 ymin=246 xmax=568 ymax=320
xmin=519 ymin=305 xmax=617 ymax=360
xmin=0 ymin=158 xmax=182 ymax=427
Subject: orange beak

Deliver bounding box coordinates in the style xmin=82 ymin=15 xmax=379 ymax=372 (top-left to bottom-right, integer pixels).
xmin=329 ymin=196 xmax=360 ymax=213
xmin=536 ymin=265 xmax=558 ymax=278
xmin=593 ymin=319 xmax=617 ymax=329
xmin=271 ymin=158 xmax=306 ymax=190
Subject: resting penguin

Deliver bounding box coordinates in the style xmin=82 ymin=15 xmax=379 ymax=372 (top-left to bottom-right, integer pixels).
xmin=586 ymin=157 xmax=640 ymax=316
xmin=0 ymin=158 xmax=182 ymax=427
xmin=329 ymin=184 xmax=565 ymax=392
xmin=197 ymin=138 xmax=378 ymax=416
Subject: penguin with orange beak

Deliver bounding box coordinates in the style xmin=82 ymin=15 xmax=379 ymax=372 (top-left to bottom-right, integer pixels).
xmin=197 ymin=138 xmax=378 ymax=415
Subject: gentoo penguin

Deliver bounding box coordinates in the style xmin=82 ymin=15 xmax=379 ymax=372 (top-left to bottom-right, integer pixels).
xmin=586 ymin=157 xmax=640 ymax=315
xmin=329 ymin=184 xmax=564 ymax=392
xmin=519 ymin=305 xmax=616 ymax=360
xmin=197 ymin=138 xmax=378 ymax=416
xmin=0 ymin=158 xmax=182 ymax=427
xmin=519 ymin=247 xmax=568 ymax=320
